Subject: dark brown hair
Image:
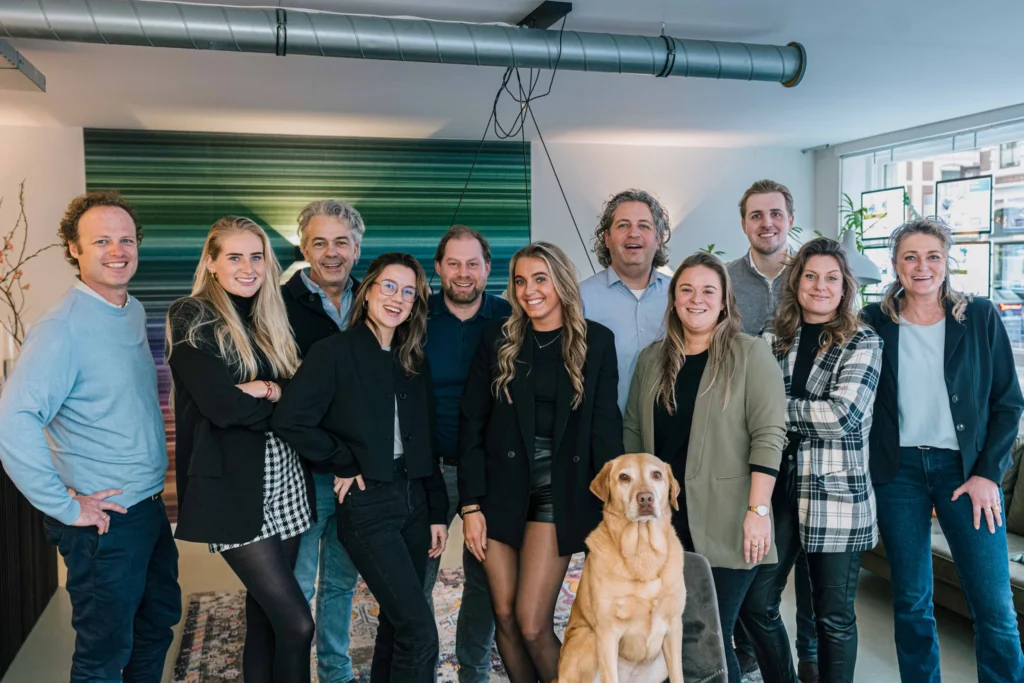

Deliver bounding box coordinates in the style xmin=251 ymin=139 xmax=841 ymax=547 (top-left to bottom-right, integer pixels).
xmin=772 ymin=237 xmax=861 ymax=357
xmin=349 ymin=252 xmax=429 ymax=376
xmin=58 ymin=190 xmax=143 ymax=270
xmin=434 ymin=225 xmax=492 ymax=264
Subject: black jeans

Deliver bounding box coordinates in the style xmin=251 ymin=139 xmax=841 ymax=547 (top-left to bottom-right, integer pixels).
xmin=338 ymin=462 xmax=438 ymax=683
xmin=43 ymin=495 xmax=181 ymax=683
xmin=740 ymin=461 xmax=862 ymax=683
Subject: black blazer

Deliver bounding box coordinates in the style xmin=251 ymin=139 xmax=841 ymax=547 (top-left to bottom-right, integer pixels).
xmin=272 ymin=323 xmax=448 ymax=525
xmin=281 ymin=270 xmax=359 ymax=357
xmin=167 ymin=297 xmax=313 ymax=545
xmin=862 ymin=298 xmax=1024 ymax=485
xmin=458 ymin=320 xmax=623 ymax=556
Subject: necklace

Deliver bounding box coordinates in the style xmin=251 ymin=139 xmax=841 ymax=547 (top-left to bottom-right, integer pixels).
xmin=535 ymin=330 xmax=563 ymax=349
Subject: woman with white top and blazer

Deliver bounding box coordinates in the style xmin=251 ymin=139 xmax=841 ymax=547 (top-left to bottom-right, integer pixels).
xmin=862 ymin=218 xmax=1024 ymax=683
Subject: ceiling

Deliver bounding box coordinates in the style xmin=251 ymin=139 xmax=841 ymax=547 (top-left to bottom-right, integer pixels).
xmin=2 ymin=0 xmax=1023 ymax=148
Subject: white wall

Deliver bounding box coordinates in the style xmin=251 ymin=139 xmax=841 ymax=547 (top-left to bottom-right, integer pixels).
xmin=0 ymin=126 xmax=85 ymax=334
xmin=530 ymin=142 xmax=816 ymax=280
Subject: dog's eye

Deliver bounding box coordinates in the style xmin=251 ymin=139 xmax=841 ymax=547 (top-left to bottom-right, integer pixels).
xmin=618 ymin=473 xmax=630 ymax=482
xmin=652 ymin=471 xmax=662 ymax=479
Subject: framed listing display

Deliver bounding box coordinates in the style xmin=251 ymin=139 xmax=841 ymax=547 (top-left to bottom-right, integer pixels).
xmin=935 ymin=175 xmax=992 ymax=234
xmin=948 ymin=242 xmax=991 ymax=297
xmin=862 ymin=245 xmax=894 ymax=300
xmin=861 ymin=187 xmax=906 ymax=242
xmin=860 ymin=242 xmax=991 ymax=299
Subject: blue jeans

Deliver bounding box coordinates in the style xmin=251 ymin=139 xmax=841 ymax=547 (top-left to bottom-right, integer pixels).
xmin=712 ymin=566 xmax=760 ymax=683
xmin=294 ymin=472 xmax=360 ymax=683
xmin=875 ymin=447 xmax=1024 ymax=683
xmin=43 ymin=495 xmax=181 ymax=683
xmin=423 ymin=464 xmax=496 ymax=683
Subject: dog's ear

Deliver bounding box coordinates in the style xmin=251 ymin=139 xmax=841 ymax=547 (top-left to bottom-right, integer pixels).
xmin=664 ymin=463 xmax=681 ymax=511
xmin=590 ymin=460 xmax=616 ymax=503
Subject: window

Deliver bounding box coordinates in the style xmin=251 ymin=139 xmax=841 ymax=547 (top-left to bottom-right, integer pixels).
xmin=1001 ymin=142 xmax=1021 ymax=169
xmin=843 ymin=136 xmax=1024 ymax=418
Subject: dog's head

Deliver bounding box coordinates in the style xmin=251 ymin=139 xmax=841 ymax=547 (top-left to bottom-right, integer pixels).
xmin=590 ymin=453 xmax=680 ymax=522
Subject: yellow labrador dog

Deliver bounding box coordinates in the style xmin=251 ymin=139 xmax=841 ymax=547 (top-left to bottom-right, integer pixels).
xmin=556 ymin=453 xmax=685 ymax=683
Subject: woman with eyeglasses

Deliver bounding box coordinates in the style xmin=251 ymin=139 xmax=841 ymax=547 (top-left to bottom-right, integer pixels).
xmin=273 ymin=252 xmax=448 ymax=683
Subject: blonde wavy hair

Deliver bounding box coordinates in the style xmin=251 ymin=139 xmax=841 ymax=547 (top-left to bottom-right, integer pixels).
xmin=656 ymin=252 xmax=742 ymax=412
xmin=881 ymin=217 xmax=968 ymax=324
xmin=167 ymin=216 xmax=299 ymax=381
xmin=348 ymin=252 xmax=429 ymax=377
xmin=772 ymin=237 xmax=862 ymax=357
xmin=493 ymin=242 xmax=587 ymax=409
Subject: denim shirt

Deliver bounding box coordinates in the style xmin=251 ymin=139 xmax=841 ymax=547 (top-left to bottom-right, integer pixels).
xmin=300 ymin=268 xmax=353 ymax=330
xmin=579 ymin=267 xmax=670 ymax=413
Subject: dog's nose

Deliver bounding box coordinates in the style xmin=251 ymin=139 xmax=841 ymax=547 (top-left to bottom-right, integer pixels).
xmin=636 ymin=491 xmax=654 ymax=508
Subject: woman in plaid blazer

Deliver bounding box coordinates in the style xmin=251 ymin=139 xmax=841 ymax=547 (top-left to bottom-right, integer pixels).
xmin=739 ymin=238 xmax=882 ymax=683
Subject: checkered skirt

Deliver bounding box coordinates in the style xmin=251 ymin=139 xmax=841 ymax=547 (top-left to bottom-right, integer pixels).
xmin=209 ymin=431 xmax=312 ymax=553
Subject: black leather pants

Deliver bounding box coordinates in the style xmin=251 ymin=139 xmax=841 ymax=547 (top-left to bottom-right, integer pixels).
xmin=738 ymin=460 xmax=863 ymax=683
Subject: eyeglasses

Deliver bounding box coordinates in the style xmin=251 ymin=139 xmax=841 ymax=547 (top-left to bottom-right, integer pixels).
xmin=375 ymin=279 xmax=418 ymax=303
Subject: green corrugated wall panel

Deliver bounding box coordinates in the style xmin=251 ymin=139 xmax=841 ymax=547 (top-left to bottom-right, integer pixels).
xmin=83 ymin=128 xmax=531 ymax=517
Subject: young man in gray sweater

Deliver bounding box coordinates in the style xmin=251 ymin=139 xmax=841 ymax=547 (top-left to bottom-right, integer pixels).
xmin=726 ymin=179 xmax=795 ymax=336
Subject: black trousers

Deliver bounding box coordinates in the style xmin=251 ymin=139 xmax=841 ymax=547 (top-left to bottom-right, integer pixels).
xmin=338 ymin=462 xmax=438 ymax=683
xmin=739 ymin=460 xmax=862 ymax=683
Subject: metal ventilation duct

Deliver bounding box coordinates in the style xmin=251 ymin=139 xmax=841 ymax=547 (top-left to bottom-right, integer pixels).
xmin=0 ymin=0 xmax=806 ymax=87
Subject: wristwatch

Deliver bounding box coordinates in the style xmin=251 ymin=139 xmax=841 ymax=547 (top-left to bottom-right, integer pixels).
xmin=747 ymin=504 xmax=769 ymax=517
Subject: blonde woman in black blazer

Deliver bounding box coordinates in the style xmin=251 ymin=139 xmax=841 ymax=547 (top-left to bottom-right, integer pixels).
xmin=167 ymin=217 xmax=312 ymax=682
xmin=273 ymin=252 xmax=447 ymax=683
xmin=459 ymin=242 xmax=623 ymax=683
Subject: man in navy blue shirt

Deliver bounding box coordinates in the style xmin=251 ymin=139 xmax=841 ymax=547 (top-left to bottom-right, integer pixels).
xmin=424 ymin=225 xmax=511 ymax=682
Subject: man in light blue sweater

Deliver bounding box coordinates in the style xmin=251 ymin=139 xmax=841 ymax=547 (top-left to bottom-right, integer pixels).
xmin=0 ymin=191 xmax=180 ymax=683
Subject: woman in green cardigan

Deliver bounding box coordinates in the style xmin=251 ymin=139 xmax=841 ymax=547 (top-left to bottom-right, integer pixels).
xmin=623 ymin=251 xmax=787 ymax=683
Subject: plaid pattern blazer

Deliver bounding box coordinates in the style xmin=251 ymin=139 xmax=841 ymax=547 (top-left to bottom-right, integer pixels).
xmin=764 ymin=324 xmax=883 ymax=553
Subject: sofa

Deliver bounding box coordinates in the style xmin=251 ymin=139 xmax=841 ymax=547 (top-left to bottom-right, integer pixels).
xmin=861 ymin=436 xmax=1024 ymax=642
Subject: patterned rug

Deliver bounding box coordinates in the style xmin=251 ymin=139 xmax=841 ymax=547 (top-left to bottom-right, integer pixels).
xmin=172 ymin=554 xmax=763 ymax=682
xmin=173 ymin=555 xmax=584 ymax=682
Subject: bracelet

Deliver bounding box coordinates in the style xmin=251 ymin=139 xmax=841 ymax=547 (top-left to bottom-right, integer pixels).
xmin=263 ymin=381 xmax=273 ymax=399
xmin=460 ymin=504 xmax=480 ymax=518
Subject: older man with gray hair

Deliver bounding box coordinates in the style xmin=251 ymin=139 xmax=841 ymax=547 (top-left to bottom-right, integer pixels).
xmin=282 ymin=199 xmax=366 ymax=683
xmin=579 ymin=188 xmax=673 ymax=413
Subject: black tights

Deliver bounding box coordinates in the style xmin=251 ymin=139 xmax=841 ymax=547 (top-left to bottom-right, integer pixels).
xmin=483 ymin=522 xmax=571 ymax=683
xmin=221 ymin=535 xmax=314 ymax=683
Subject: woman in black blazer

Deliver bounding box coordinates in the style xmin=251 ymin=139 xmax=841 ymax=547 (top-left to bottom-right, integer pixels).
xmin=167 ymin=216 xmax=313 ymax=682
xmin=459 ymin=241 xmax=623 ymax=683
xmin=273 ymin=252 xmax=448 ymax=683
xmin=862 ymin=218 xmax=1024 ymax=682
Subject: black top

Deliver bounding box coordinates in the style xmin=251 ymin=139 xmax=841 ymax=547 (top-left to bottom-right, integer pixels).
xmin=783 ymin=322 xmax=824 ymax=458
xmin=532 ymin=328 xmax=563 ymax=439
xmin=424 ymin=293 xmax=512 ymax=462
xmin=167 ymin=295 xmax=313 ymax=545
xmin=458 ymin=320 xmax=624 ymax=556
xmin=653 ymin=350 xmax=708 ymax=550
xmin=281 ymin=270 xmax=358 ymax=357
xmin=861 ymin=299 xmax=1024 ymax=485
xmin=271 ymin=323 xmax=448 ymax=525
